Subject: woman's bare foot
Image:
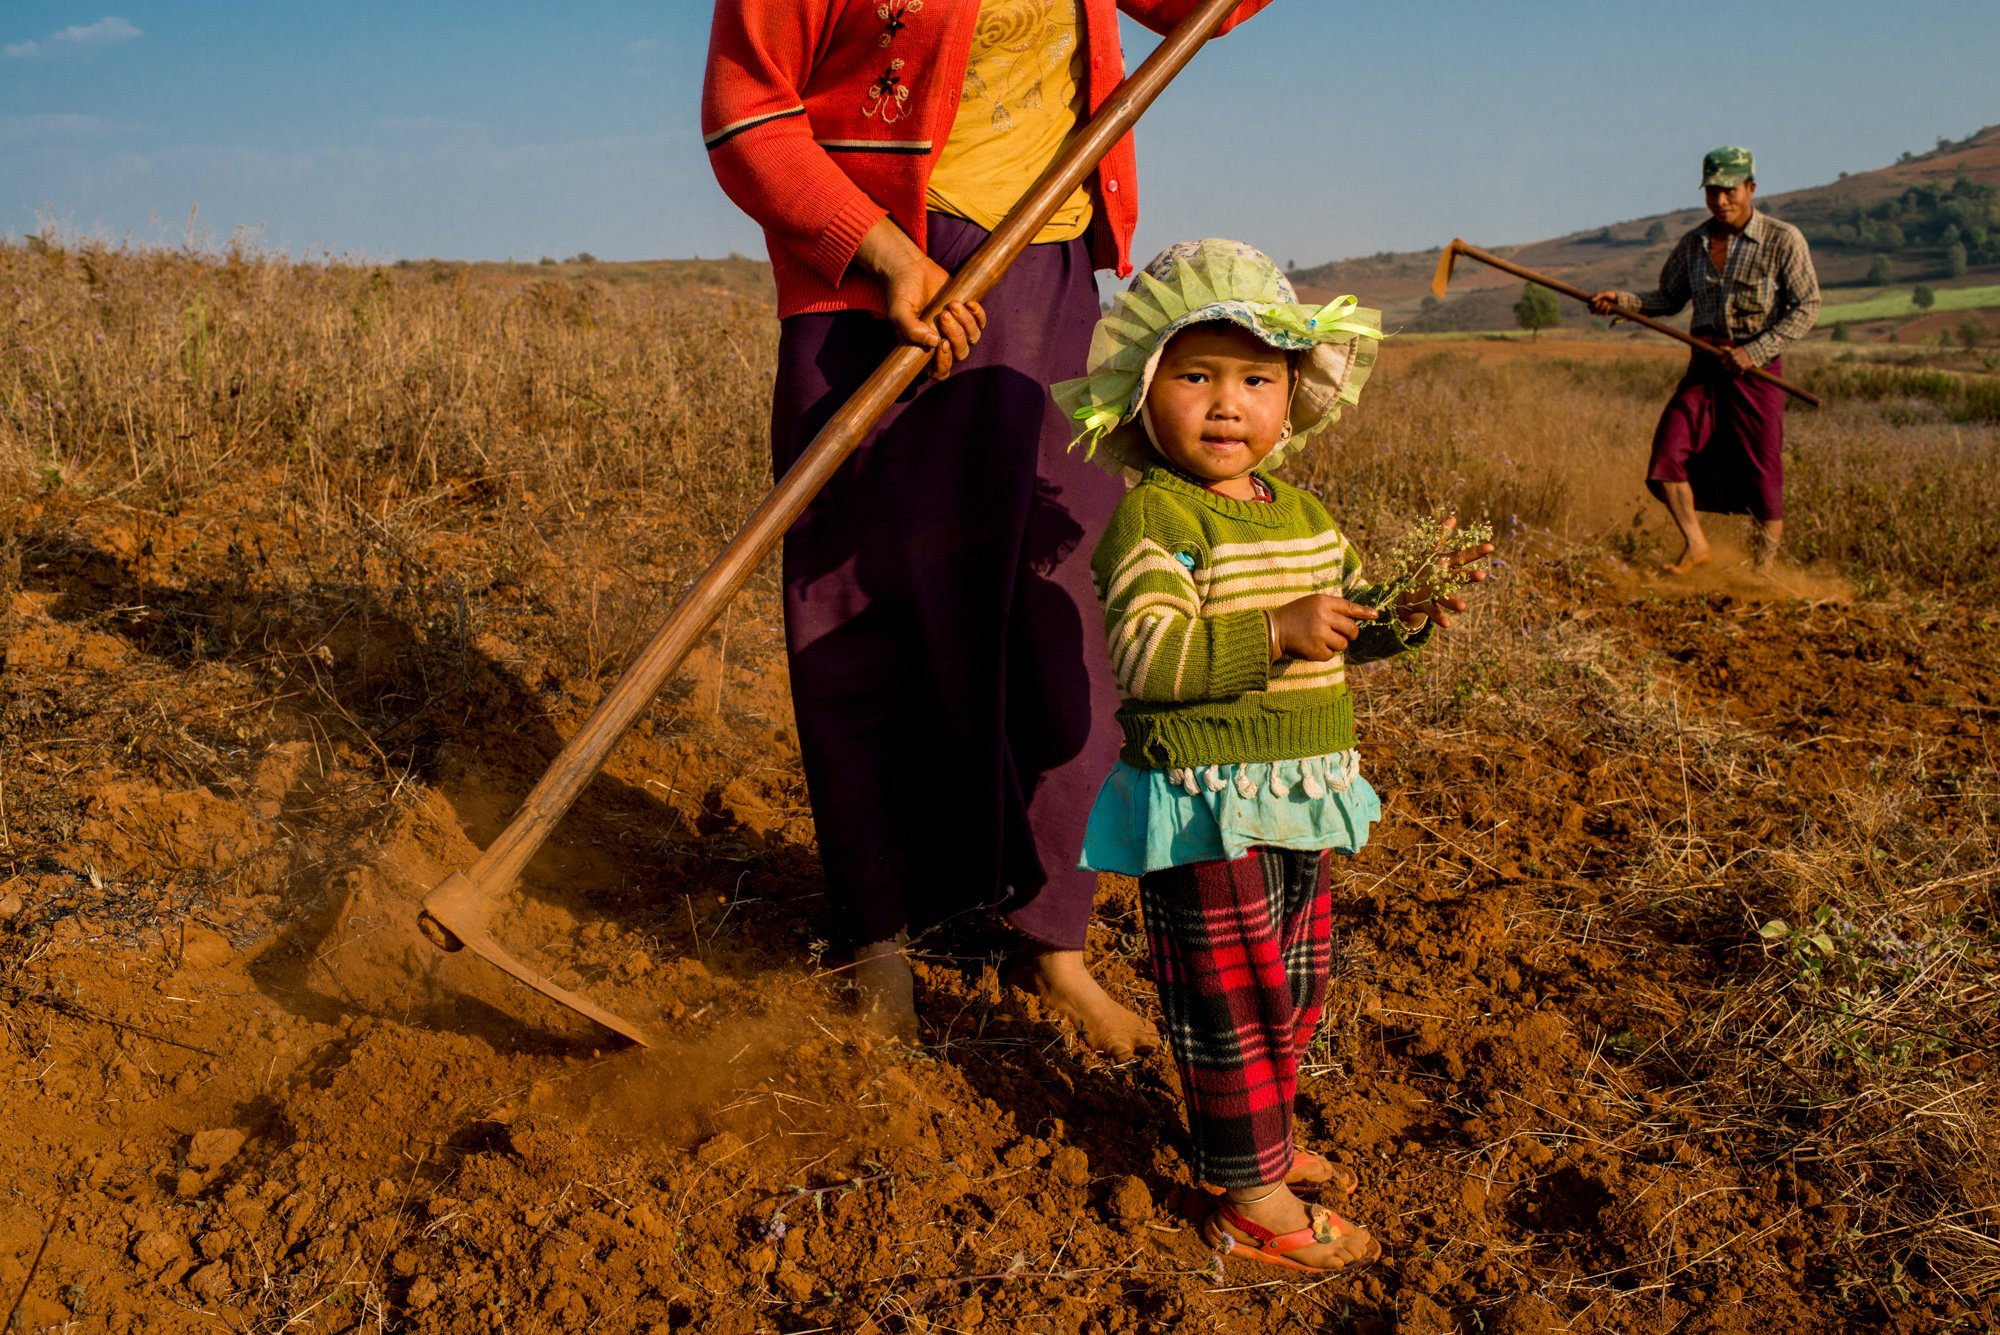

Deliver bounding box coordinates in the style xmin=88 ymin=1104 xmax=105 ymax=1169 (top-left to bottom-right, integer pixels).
xmin=1660 ymin=542 xmax=1713 ymax=576
xmin=1212 ymin=1183 xmax=1380 ymax=1271
xmin=854 ymin=934 xmax=918 ymax=1043
xmin=1009 ymin=948 xmax=1160 ymax=1062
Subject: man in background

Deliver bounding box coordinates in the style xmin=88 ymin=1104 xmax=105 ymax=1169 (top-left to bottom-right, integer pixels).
xmin=1591 ymin=146 xmax=1819 ymax=572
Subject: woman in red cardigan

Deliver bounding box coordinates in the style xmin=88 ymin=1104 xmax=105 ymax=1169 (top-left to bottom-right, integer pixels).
xmin=702 ymin=0 xmax=1269 ymax=1056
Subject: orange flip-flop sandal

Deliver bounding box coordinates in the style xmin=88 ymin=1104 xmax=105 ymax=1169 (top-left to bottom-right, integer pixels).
xmin=1200 ymin=1199 xmax=1381 ymax=1275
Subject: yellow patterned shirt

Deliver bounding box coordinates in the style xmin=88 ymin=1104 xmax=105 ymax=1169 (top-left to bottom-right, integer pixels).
xmin=925 ymin=0 xmax=1095 ymax=243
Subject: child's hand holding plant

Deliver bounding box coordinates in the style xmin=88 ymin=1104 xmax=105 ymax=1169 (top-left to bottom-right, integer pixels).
xmin=1374 ymin=513 xmax=1495 ymax=631
xmin=1265 ymin=515 xmax=1493 ymax=662
xmin=1267 ymin=595 xmax=1381 ymax=662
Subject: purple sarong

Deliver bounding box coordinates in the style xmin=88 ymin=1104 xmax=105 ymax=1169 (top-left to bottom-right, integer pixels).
xmin=1647 ymin=350 xmax=1787 ymax=521
xmin=769 ymin=213 xmax=1123 ymax=951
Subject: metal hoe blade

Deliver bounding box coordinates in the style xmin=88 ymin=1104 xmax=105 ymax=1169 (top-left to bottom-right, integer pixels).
xmin=418 ymin=872 xmax=658 ymax=1047
xmin=1430 ymin=239 xmax=1463 ymax=299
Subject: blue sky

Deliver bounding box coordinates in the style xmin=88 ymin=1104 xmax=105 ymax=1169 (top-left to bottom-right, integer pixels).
xmin=4 ymin=2 xmax=1994 ymax=269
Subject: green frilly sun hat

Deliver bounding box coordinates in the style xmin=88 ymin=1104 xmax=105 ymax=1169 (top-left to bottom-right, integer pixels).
xmin=1051 ymin=238 xmax=1382 ymax=479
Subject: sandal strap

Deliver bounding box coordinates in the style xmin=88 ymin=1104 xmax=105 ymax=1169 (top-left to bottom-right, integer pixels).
xmin=1215 ymin=1201 xmax=1349 ymax=1254
xmin=1213 ymin=1201 xmax=1278 ymax=1246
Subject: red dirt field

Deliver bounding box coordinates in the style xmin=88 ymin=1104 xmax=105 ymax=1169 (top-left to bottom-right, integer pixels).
xmin=4 ymin=331 xmax=1996 ymax=1333
xmin=6 ymin=510 xmax=1995 ymax=1334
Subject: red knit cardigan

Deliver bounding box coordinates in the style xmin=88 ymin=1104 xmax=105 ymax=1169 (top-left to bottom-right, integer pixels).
xmin=701 ymin=0 xmax=1270 ymax=318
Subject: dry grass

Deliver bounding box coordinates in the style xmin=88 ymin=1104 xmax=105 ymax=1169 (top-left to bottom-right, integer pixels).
xmin=5 ymin=237 xmax=1999 ymax=1324
xmin=1289 ymin=349 xmax=2000 ymax=597
xmin=1341 ymin=538 xmax=2000 ymax=1311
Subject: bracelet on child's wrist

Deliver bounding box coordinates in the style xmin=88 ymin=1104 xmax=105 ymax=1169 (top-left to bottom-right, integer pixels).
xmin=1265 ymin=610 xmax=1280 ymax=661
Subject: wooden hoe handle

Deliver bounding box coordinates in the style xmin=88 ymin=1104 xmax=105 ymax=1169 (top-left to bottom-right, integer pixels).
xmin=416 ymin=0 xmax=1253 ymax=1045
xmin=1440 ymin=239 xmax=1822 ymax=409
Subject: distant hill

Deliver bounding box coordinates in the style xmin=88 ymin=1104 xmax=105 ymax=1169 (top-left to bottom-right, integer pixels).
xmin=390 ymin=253 xmax=777 ymax=303
xmin=1291 ymin=124 xmax=2000 ymax=337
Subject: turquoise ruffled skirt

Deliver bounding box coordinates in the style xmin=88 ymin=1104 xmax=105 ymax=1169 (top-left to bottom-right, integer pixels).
xmin=1078 ymin=749 xmax=1380 ymax=877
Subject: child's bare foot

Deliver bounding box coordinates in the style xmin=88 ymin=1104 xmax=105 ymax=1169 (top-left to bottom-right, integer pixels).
xmin=1009 ymin=948 xmax=1161 ymax=1062
xmin=1288 ymin=1147 xmax=1359 ymax=1195
xmin=1202 ymin=1145 xmax=1358 ymax=1197
xmin=854 ymin=934 xmax=918 ymax=1043
xmin=1206 ymin=1183 xmax=1380 ymax=1272
xmin=1660 ymin=543 xmax=1712 ymax=575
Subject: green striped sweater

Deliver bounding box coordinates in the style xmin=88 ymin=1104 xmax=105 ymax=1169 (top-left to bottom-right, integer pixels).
xmin=1090 ymin=466 xmax=1423 ymax=769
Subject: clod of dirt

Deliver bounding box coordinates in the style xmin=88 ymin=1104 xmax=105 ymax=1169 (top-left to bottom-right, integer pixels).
xmin=186 ymin=1261 xmax=231 ymax=1302
xmin=407 ymin=1276 xmax=439 ymax=1309
xmin=131 ymin=1229 xmax=187 ymax=1275
xmin=0 ymin=887 xmax=23 ymax=920
xmin=1051 ymin=1145 xmax=1090 ymax=1187
xmin=1490 ymin=1293 xmax=1561 ymax=1335
xmin=186 ymin=1128 xmax=245 ymax=1172
xmin=1399 ymin=1292 xmax=1456 ymax=1334
xmin=176 ymin=926 xmax=234 ymax=970
xmin=773 ymin=1261 xmax=814 ymax=1302
xmin=1103 ymin=1174 xmax=1152 ymax=1224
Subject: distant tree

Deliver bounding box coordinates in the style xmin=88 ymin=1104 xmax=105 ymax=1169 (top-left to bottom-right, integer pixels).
xmin=1420 ymin=294 xmax=1440 ymax=312
xmin=1867 ymin=254 xmax=1895 ymax=286
xmin=1593 ymin=226 xmax=1614 ymax=243
xmin=1285 ymin=259 xmax=1296 ymax=271
xmin=1946 ymin=243 xmax=1968 ymax=278
xmin=1513 ymin=283 xmax=1561 ymax=338
xmin=1831 ymin=321 xmax=1851 ymax=343
xmin=1644 ymin=219 xmax=1668 ymax=245
xmin=1912 ymin=284 xmax=1936 ymax=311
xmin=1960 ymin=315 xmax=1990 ymax=350
xmin=538 ymin=256 xmax=556 ymax=266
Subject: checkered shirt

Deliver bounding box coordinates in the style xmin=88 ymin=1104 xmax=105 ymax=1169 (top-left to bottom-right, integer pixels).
xmin=1626 ymin=210 xmax=1820 ymax=367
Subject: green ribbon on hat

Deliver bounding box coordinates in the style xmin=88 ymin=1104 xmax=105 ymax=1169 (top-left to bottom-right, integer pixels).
xmin=1259 ymin=293 xmax=1383 ymax=344
xmin=1068 ymin=402 xmax=1122 ymax=444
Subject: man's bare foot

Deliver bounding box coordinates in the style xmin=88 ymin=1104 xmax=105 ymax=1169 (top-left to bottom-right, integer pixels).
xmin=1009 ymin=948 xmax=1160 ymax=1061
xmin=1210 ymin=1183 xmax=1380 ymax=1271
xmin=1750 ymin=530 xmax=1781 ymax=571
xmin=854 ymin=934 xmax=918 ymax=1043
xmin=1660 ymin=544 xmax=1713 ymax=576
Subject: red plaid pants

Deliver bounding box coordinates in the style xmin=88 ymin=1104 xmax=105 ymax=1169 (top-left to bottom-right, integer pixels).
xmin=1139 ymin=847 xmax=1331 ymax=1189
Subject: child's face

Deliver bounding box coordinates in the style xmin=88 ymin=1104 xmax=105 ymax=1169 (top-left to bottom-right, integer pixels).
xmin=1144 ymin=323 xmax=1294 ymax=490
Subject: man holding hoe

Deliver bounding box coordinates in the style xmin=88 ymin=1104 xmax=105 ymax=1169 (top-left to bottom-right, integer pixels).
xmin=1590 ymin=146 xmax=1820 ymax=573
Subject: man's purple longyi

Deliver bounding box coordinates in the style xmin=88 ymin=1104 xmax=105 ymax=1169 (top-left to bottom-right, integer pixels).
xmin=1648 ymin=352 xmax=1788 ymax=522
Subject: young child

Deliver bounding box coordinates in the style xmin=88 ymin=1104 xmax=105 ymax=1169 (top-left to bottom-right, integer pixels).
xmin=1052 ymin=240 xmax=1489 ymax=1274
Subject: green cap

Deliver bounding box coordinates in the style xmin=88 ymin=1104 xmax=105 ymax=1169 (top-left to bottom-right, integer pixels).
xmin=1701 ymin=145 xmax=1754 ymax=188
